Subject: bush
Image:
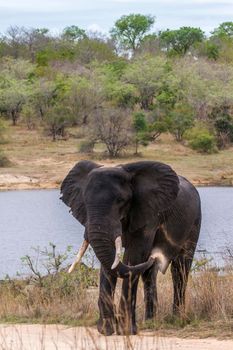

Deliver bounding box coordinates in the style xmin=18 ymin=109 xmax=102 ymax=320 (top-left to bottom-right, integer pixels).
xmin=78 ymin=140 xmax=95 ymax=154
xmin=189 ymin=132 xmax=216 ymax=153
xmin=0 ymin=151 xmax=10 ymax=167
xmin=185 ymin=125 xmax=217 ymax=153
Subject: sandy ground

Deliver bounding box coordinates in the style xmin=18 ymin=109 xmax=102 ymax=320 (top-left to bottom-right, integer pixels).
xmin=0 ymin=325 xmax=232 ymax=350
xmin=0 ymin=174 xmax=58 ymax=190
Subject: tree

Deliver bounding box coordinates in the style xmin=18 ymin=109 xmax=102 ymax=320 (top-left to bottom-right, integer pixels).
xmin=4 ymin=26 xmax=24 ymax=58
xmin=159 ymin=27 xmax=205 ymax=55
xmin=43 ymin=105 xmax=71 ymax=141
xmin=209 ymin=103 xmax=233 ymax=148
xmin=210 ymin=22 xmax=233 ymax=63
xmin=110 ymin=14 xmax=155 ymax=53
xmin=30 ymin=79 xmax=58 ymax=119
xmin=0 ymin=118 xmax=7 ymax=144
xmin=173 ymin=58 xmax=223 ymax=121
xmin=0 ymin=80 xmax=29 ymax=125
xmin=212 ymin=22 xmax=233 ymax=38
xmin=62 ymin=25 xmax=87 ymax=41
xmin=99 ymin=64 xmax=137 ymax=109
xmin=132 ymin=112 xmax=148 ymax=154
xmin=91 ymin=107 xmax=131 ymax=157
xmin=21 ymin=27 xmax=50 ymax=62
xmin=196 ymin=40 xmax=220 ymax=61
xmin=167 ymin=103 xmax=194 ymax=141
xmin=148 ymin=119 xmax=169 ymax=141
xmin=123 ymin=55 xmax=167 ymax=110
xmin=75 ymin=37 xmax=116 ymax=64
xmin=63 ymin=75 xmax=104 ymax=125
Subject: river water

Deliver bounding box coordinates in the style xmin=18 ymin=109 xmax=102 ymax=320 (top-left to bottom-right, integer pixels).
xmin=0 ymin=188 xmax=233 ymax=278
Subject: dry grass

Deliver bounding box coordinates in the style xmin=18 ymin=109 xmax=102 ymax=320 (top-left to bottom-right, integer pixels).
xmin=1 ymin=123 xmax=233 ymax=189
xmin=0 ymin=263 xmax=233 ymax=338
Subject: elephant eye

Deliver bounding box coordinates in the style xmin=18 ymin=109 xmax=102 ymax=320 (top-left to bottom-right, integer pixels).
xmin=116 ymin=196 xmax=124 ymax=203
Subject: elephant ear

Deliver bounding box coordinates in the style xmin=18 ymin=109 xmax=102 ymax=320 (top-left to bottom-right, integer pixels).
xmin=60 ymin=160 xmax=101 ymax=225
xmin=122 ymin=161 xmax=179 ymax=233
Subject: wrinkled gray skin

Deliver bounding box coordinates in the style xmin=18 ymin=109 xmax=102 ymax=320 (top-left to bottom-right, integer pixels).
xmin=61 ymin=160 xmax=201 ymax=335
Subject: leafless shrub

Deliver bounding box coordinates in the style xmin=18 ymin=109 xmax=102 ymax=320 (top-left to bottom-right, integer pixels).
xmin=90 ymin=106 xmax=132 ymax=157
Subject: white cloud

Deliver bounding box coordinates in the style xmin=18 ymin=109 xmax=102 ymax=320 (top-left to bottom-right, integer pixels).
xmin=0 ymin=0 xmax=233 ymax=34
xmin=87 ymin=23 xmax=105 ymax=33
xmin=113 ymin=0 xmax=233 ymax=2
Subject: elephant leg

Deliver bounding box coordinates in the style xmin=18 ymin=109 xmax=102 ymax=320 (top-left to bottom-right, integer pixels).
xmin=171 ymin=253 xmax=193 ymax=315
xmin=118 ymin=274 xmax=140 ymax=335
xmin=142 ymin=263 xmax=158 ymax=320
xmin=97 ymin=266 xmax=117 ymax=335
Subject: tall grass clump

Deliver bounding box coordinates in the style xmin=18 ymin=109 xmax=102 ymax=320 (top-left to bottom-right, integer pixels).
xmin=0 ymin=245 xmax=233 ymax=335
xmin=0 ymin=244 xmax=99 ymax=325
xmin=0 ymin=150 xmax=11 ymax=167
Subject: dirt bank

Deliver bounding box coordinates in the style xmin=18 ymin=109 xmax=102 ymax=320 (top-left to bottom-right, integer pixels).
xmin=1 ymin=125 xmax=233 ymax=190
xmin=0 ymin=174 xmax=58 ymax=190
xmin=0 ymin=172 xmax=232 ymax=191
xmin=0 ymin=325 xmax=232 ymax=350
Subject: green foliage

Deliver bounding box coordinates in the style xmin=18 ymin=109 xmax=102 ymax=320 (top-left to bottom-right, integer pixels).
xmin=43 ymin=105 xmax=71 ymax=141
xmin=215 ymin=116 xmax=233 ymax=143
xmin=62 ymin=25 xmax=87 ymax=41
xmin=110 ymin=14 xmax=155 ymax=52
xmin=0 ymin=20 xmax=233 ymax=152
xmin=0 ymin=118 xmax=7 ymax=144
xmin=63 ymin=76 xmax=102 ymax=124
xmin=105 ymin=59 xmax=129 ymax=79
xmin=159 ymin=27 xmax=205 ymax=55
xmin=167 ymin=103 xmax=194 ymax=141
xmin=204 ymin=41 xmax=219 ymax=60
xmin=186 ymin=125 xmax=217 ymax=153
xmin=132 ymin=112 xmax=148 ymax=154
xmin=36 ymin=49 xmax=56 ymax=66
xmin=148 ymin=119 xmax=169 ymax=141
xmin=123 ymin=55 xmax=168 ymax=109
xmin=75 ymin=38 xmax=116 ymax=64
xmin=190 ymin=132 xmax=216 ymax=153
xmin=209 ymin=104 xmax=233 ymax=149
xmin=21 ymin=243 xmax=98 ymax=292
xmin=0 ymin=150 xmax=10 ymax=167
xmin=78 ymin=140 xmax=95 ymax=154
xmin=104 ymin=79 xmax=137 ymax=108
xmin=0 ymin=80 xmax=30 ymax=125
xmin=212 ymin=22 xmax=233 ymax=38
xmin=133 ymin=112 xmax=147 ymax=132
xmin=21 ymin=104 xmax=38 ymax=130
xmin=192 ymin=257 xmax=213 ymax=272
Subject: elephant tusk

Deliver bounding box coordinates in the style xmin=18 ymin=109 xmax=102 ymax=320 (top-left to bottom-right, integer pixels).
xmin=111 ymin=236 xmax=122 ymax=270
xmin=68 ymin=240 xmax=89 ymax=273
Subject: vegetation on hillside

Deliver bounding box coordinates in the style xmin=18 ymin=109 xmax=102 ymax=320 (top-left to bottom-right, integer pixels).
xmin=0 ymin=15 xmax=233 ymax=161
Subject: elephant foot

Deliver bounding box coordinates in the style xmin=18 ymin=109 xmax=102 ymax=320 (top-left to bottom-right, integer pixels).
xmin=145 ymin=310 xmax=155 ymax=320
xmin=116 ymin=317 xmax=137 ymax=335
xmin=97 ymin=318 xmax=115 ymax=336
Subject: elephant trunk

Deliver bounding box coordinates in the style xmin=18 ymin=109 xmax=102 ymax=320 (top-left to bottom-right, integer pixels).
xmin=89 ymin=231 xmax=154 ymax=278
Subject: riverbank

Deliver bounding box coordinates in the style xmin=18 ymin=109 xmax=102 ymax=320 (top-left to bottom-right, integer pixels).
xmin=0 ymin=324 xmax=233 ymax=350
xmin=1 ymin=125 xmax=233 ymax=190
xmin=1 ymin=172 xmax=233 ymax=191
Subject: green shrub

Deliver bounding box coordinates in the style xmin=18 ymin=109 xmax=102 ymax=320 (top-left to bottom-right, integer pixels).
xmin=0 ymin=151 xmax=10 ymax=167
xmin=78 ymin=140 xmax=95 ymax=154
xmin=189 ymin=132 xmax=216 ymax=153
xmin=185 ymin=125 xmax=217 ymax=153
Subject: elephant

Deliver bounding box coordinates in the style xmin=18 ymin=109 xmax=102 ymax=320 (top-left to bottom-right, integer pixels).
xmin=60 ymin=160 xmax=201 ymax=335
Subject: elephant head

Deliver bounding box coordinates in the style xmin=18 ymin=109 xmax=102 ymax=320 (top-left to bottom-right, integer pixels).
xmin=60 ymin=160 xmax=179 ymax=278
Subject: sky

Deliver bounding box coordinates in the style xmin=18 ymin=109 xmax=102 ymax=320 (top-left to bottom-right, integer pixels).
xmin=0 ymin=0 xmax=233 ymax=35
